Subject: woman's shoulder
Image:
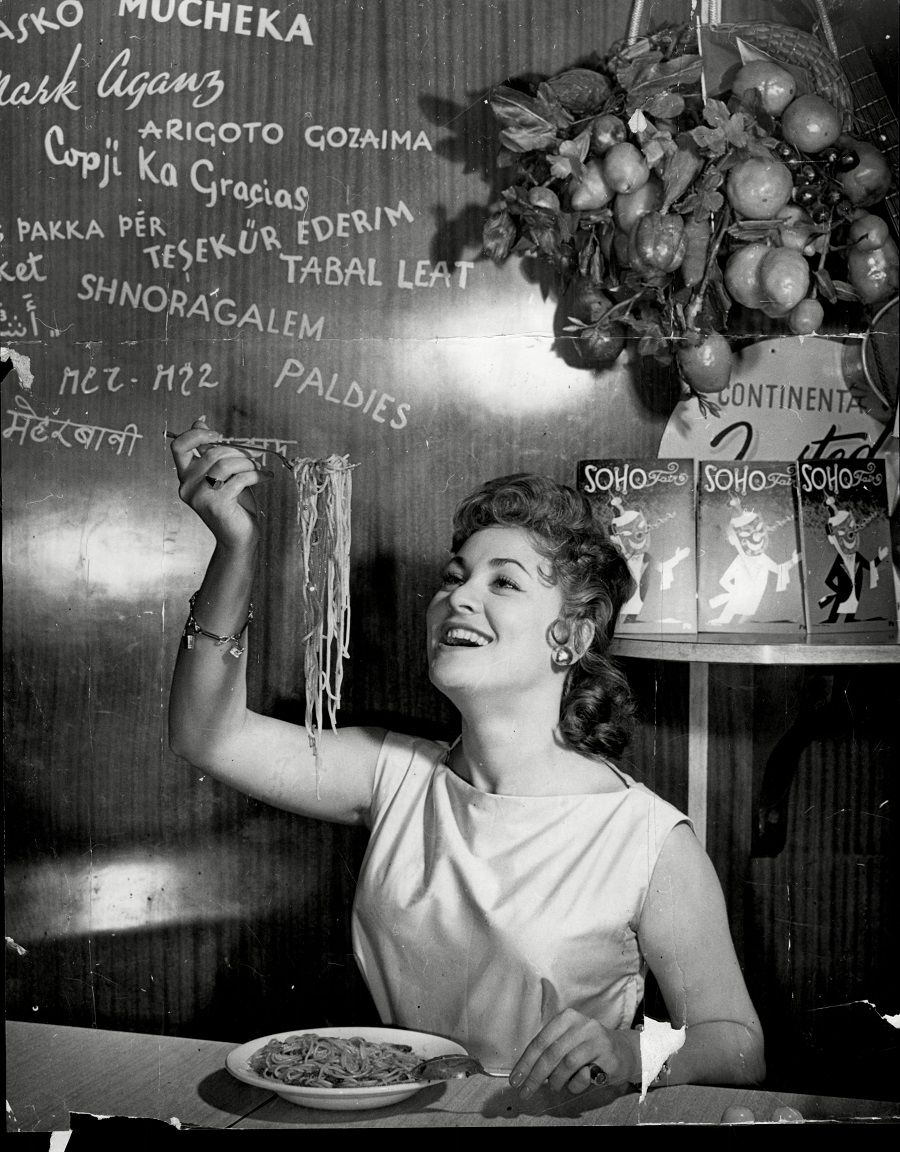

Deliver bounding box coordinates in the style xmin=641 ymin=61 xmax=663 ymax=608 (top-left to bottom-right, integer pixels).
xmin=378 ymin=728 xmax=453 ymax=765
xmin=626 ymin=781 xmax=693 ymax=857
xmin=366 ymin=728 xmax=451 ymax=820
xmin=599 ymin=766 xmax=692 ymax=835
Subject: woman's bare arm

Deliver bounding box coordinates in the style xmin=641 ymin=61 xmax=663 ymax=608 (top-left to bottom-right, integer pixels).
xmin=638 ymin=823 xmax=766 ymax=1086
xmin=506 ymin=817 xmax=764 ymax=1101
xmin=168 ymin=421 xmax=380 ymax=826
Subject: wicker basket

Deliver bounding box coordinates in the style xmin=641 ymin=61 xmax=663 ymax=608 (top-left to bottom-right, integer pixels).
xmin=674 ymin=20 xmax=854 ymax=130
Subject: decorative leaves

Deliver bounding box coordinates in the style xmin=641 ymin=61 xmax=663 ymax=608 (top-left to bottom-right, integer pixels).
xmin=483 ymin=22 xmax=865 ymax=388
xmin=643 ymin=91 xmax=685 ymax=119
xmin=483 ymin=208 xmax=516 ymax=262
xmin=815 ymin=269 xmax=861 ymax=303
xmin=677 ymin=167 xmax=724 ymax=217
xmin=541 ymin=67 xmax=611 ymax=115
xmin=629 ymin=112 xmax=678 ymax=169
xmin=689 ymin=100 xmax=754 ymax=156
xmin=661 ymin=137 xmax=704 ymax=210
xmin=489 ymin=86 xmax=570 ymax=153
xmin=547 ymin=129 xmax=592 ymax=181
xmin=622 ymin=54 xmax=703 ymax=113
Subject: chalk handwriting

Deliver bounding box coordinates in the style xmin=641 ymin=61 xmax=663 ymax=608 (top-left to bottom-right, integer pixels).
xmin=76 ymin=274 xmax=325 ymax=340
xmin=0 ymin=301 xmax=28 ymax=340
xmin=98 ymin=47 xmax=224 ymax=111
xmin=58 ymin=362 xmax=219 ymax=396
xmin=397 ymin=260 xmax=474 ymax=289
xmin=137 ymin=147 xmax=179 ymax=186
xmin=0 ymin=2 xmax=83 ymax=44
xmin=143 ymin=224 xmax=280 ymax=271
xmin=119 ymin=213 xmax=166 ymax=239
xmin=60 ymin=366 xmax=127 ymax=394
xmin=304 ymin=125 xmax=432 ymax=152
xmin=278 ymin=255 xmax=474 ymax=289
xmin=153 ymin=362 xmax=220 ymax=394
xmin=274 ymin=359 xmax=410 ymax=430
xmin=5 ymin=39 xmax=224 ymax=114
xmin=214 ymin=435 xmax=299 ymax=460
xmin=0 ymin=293 xmax=41 ymax=339
xmin=44 ymin=126 xmax=122 ymax=189
xmin=3 ymin=395 xmax=143 ymax=456
xmin=17 ymin=218 xmax=105 ymax=242
xmin=118 ymin=1 xmax=314 ymax=44
xmin=189 ymin=159 xmax=309 ymax=210
xmin=297 ymin=202 xmax=414 ymax=244
xmin=137 ymin=119 xmax=284 ymax=145
xmin=1 ymin=254 xmax=47 ymax=283
xmin=0 ymin=42 xmax=81 ymax=109
xmin=280 ymin=256 xmax=384 ymax=287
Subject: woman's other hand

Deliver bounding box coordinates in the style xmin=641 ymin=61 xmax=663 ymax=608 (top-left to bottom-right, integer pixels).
xmin=508 ymin=1008 xmax=640 ymax=1099
xmin=170 ymin=418 xmax=272 ymax=552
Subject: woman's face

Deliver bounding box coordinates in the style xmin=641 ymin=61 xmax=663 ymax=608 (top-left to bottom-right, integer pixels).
xmin=426 ymin=525 xmax=566 ymax=703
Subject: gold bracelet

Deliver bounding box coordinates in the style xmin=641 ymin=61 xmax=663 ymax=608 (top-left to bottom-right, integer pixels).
xmin=181 ymin=592 xmax=253 ymax=659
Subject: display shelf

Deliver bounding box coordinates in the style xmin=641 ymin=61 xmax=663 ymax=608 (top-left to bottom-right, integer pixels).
xmin=610 ymin=632 xmax=900 ymax=665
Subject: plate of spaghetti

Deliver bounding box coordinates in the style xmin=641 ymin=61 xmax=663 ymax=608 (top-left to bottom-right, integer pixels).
xmin=225 ymin=1026 xmax=469 ymax=1110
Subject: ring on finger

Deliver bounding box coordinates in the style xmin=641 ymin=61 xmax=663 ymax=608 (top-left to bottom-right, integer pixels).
xmin=588 ymin=1064 xmax=607 ymax=1086
xmin=206 ymin=476 xmax=225 ymax=490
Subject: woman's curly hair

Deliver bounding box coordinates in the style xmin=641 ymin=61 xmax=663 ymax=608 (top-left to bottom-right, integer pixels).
xmin=451 ymin=473 xmax=636 ymax=759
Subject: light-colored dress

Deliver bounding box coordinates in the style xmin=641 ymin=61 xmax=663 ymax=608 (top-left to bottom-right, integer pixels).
xmin=352 ymin=731 xmax=690 ymax=1072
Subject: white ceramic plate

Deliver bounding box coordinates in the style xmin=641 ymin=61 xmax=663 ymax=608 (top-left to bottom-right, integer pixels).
xmin=225 ymin=1025 xmax=468 ymax=1111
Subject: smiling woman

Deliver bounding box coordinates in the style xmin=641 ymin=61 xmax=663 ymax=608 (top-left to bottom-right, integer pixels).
xmin=167 ymin=426 xmax=765 ymax=1100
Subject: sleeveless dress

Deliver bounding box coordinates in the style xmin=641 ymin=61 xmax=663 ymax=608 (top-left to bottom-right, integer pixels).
xmin=351 ymin=730 xmax=691 ymax=1073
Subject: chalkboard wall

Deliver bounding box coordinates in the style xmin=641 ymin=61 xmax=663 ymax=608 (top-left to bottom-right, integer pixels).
xmin=3 ymin=0 xmax=897 ymax=1099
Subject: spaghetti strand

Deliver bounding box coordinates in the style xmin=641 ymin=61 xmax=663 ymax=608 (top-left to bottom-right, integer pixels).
xmin=249 ymin=1033 xmax=422 ymax=1088
xmin=290 ymin=455 xmax=355 ymax=775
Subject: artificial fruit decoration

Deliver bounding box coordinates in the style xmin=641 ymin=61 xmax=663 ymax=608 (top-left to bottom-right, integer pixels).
xmin=676 ymin=333 xmax=733 ymax=394
xmin=836 ymin=139 xmax=893 ymax=207
xmin=847 ymin=239 xmax=899 ymax=304
xmin=570 ymin=159 xmax=616 ymax=210
xmin=482 ymin=22 xmax=897 ymax=406
xmin=590 ymin=113 xmax=627 ymax=153
xmin=631 ymin=211 xmax=687 ymax=272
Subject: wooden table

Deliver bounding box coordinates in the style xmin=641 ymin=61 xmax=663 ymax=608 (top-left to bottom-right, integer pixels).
xmin=7 ymin=1021 xmax=898 ymax=1130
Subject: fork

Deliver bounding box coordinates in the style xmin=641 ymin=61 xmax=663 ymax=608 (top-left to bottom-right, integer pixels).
xmin=413 ymin=1054 xmax=488 ymax=1081
xmin=166 ymin=430 xmax=295 ymax=470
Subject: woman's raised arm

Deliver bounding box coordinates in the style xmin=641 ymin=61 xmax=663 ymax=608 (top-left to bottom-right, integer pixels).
xmin=167 ymin=420 xmax=381 ymax=826
xmin=638 ymin=823 xmax=766 ymax=1086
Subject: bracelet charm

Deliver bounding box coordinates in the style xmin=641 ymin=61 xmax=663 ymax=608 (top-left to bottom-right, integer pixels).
xmin=181 ymin=592 xmax=253 ymax=658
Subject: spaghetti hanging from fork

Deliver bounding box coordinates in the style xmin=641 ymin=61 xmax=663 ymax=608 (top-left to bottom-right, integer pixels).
xmin=290 ymin=454 xmax=355 ymax=778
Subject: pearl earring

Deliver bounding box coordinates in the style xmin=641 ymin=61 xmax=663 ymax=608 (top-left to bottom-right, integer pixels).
xmin=553 ymin=646 xmax=574 ymax=667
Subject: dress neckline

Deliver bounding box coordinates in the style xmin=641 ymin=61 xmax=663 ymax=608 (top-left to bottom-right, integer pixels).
xmin=438 ymin=738 xmax=632 ymax=799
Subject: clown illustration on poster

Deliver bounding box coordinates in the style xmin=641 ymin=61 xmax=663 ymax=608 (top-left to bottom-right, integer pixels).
xmin=697 ymin=461 xmax=804 ymax=635
xmin=577 ymin=459 xmax=696 ymax=634
xmin=796 ymin=459 xmax=897 ymax=636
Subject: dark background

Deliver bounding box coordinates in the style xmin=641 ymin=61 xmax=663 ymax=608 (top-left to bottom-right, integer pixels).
xmin=3 ymin=0 xmax=898 ymax=1103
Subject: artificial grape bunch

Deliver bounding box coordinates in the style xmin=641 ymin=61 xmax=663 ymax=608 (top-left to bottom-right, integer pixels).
xmin=775 ymin=142 xmax=859 ymax=223
xmin=483 ymin=28 xmax=898 ymax=404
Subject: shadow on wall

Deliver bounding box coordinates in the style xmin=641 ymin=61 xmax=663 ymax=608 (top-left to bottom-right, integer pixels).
xmin=4 ymin=831 xmax=381 ymax=1042
xmin=3 ymin=457 xmax=454 ymax=1040
xmin=419 ymin=87 xmax=504 ymax=270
